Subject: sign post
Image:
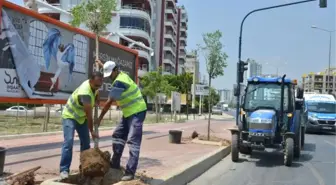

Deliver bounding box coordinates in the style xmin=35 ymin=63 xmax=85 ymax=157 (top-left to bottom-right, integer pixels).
xmin=191 ymin=84 xmax=209 ymax=116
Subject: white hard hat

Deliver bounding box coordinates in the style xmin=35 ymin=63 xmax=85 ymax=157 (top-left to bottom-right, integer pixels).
xmin=103 ymin=61 xmax=117 ymax=78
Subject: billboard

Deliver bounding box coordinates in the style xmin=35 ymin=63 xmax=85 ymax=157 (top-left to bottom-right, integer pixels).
xmin=0 ymin=1 xmax=138 ymax=103
xmin=191 ymin=84 xmax=210 ymax=96
xmin=88 ymin=38 xmax=136 ymax=99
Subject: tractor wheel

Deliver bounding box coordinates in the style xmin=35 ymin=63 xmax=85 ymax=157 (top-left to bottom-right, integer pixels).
xmin=240 ymin=146 xmax=252 ymax=155
xmin=231 ymin=133 xmax=239 ymax=162
xmin=301 ymin=127 xmax=305 ymax=148
xmin=284 ymin=137 xmax=294 ymax=166
xmin=294 ymin=128 xmax=301 ymax=158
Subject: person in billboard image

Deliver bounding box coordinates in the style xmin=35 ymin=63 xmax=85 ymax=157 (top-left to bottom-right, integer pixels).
xmin=59 ymin=71 xmax=103 ymax=179
xmin=43 ymin=28 xmax=75 ymax=91
xmin=98 ymin=60 xmax=147 ymax=181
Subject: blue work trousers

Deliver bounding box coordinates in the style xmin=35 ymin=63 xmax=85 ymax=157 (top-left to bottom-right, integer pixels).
xmin=60 ymin=118 xmax=91 ymax=173
xmin=111 ymin=110 xmax=147 ymax=175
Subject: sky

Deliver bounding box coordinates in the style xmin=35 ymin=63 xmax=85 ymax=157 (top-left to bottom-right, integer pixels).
xmin=7 ymin=0 xmax=336 ymax=90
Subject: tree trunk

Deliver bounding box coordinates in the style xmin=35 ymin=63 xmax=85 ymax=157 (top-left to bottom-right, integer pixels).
xmin=155 ymin=95 xmax=159 ymax=123
xmin=186 ymin=93 xmax=189 ymax=120
xmin=93 ymin=34 xmax=100 ymax=148
xmin=207 ymin=76 xmax=212 ymax=141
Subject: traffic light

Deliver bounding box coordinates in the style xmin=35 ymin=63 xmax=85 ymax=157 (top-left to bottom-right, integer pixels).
xmin=238 ymin=61 xmax=248 ymax=83
xmin=319 ymin=0 xmax=327 ymax=8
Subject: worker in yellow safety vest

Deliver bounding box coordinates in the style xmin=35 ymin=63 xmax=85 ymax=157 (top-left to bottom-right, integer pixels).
xmin=59 ymin=72 xmax=104 ymax=179
xmin=98 ymin=60 xmax=147 ymax=181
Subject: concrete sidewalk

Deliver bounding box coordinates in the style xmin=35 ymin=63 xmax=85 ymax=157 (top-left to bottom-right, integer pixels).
xmin=2 ymin=119 xmax=234 ymax=183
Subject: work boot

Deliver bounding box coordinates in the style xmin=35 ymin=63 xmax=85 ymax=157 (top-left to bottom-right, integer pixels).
xmin=60 ymin=171 xmax=69 ymax=179
xmin=110 ymin=161 xmax=121 ymax=169
xmin=121 ymin=173 xmax=134 ymax=181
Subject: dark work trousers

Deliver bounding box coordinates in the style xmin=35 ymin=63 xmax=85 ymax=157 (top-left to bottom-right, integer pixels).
xmin=111 ymin=110 xmax=147 ymax=175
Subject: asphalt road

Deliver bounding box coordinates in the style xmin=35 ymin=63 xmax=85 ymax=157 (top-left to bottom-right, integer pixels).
xmin=189 ymin=133 xmax=336 ymax=185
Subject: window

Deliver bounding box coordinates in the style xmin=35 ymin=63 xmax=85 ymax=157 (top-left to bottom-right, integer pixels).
xmin=120 ymin=17 xmax=151 ymax=34
xmin=73 ymin=34 xmax=88 ymax=73
xmin=244 ymin=83 xmax=290 ymax=111
xmin=307 ymin=102 xmax=336 ymax=114
xmin=28 ymin=21 xmax=48 ymax=68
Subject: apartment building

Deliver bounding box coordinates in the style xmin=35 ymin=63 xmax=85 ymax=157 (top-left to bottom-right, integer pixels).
xmin=177 ymin=6 xmax=187 ymax=74
xmin=302 ymin=68 xmax=336 ymax=94
xmin=185 ymin=51 xmax=200 ymax=83
xmin=242 ymin=58 xmax=262 ymax=85
xmin=247 ymin=58 xmax=262 ymax=78
xmin=217 ymin=89 xmax=231 ymax=103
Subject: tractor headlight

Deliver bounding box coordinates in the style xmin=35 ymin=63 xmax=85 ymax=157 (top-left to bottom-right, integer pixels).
xmin=308 ymin=114 xmax=318 ymax=121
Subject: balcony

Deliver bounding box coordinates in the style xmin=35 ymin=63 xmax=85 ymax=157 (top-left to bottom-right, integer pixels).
xmin=180 ymin=31 xmax=187 ymax=38
xmin=133 ymin=46 xmax=150 ymax=62
xmin=164 ymin=46 xmax=176 ymax=57
xmin=165 ymin=19 xmax=177 ymax=33
xmin=180 ymin=47 xmax=186 ymax=54
xmin=180 ymin=26 xmax=187 ymax=33
xmin=166 ymin=0 xmax=176 ymax=9
xmin=164 ymin=33 xmax=176 ymax=45
xmin=179 ymin=51 xmax=186 ymax=58
xmin=119 ymin=6 xmax=151 ymax=23
xmin=119 ymin=27 xmax=151 ymax=44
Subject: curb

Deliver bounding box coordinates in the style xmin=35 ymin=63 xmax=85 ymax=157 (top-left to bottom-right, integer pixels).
xmin=151 ymin=145 xmax=231 ymax=185
xmin=39 ymin=145 xmax=231 ymax=185
xmin=0 ymin=127 xmax=114 ymax=140
xmin=0 ymin=118 xmax=204 ymax=141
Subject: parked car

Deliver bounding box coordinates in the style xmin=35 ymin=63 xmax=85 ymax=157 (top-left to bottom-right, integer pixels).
xmin=211 ymin=106 xmax=222 ymax=115
xmin=6 ymin=106 xmax=29 ymax=112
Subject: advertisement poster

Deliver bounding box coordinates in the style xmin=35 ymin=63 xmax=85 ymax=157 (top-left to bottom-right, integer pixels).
xmin=88 ymin=38 xmax=136 ymax=100
xmin=0 ymin=6 xmax=137 ymax=101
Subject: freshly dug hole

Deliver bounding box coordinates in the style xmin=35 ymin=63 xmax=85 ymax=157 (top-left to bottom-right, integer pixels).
xmin=60 ymin=168 xmax=151 ymax=185
xmin=197 ymin=135 xmax=231 ymax=146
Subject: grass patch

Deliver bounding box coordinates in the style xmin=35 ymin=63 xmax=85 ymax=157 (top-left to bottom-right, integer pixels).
xmin=0 ymin=114 xmax=185 ymax=135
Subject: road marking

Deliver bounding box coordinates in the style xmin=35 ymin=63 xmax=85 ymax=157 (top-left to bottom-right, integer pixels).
xmin=324 ymin=140 xmax=336 ymax=147
xmin=306 ymin=162 xmax=326 ymax=185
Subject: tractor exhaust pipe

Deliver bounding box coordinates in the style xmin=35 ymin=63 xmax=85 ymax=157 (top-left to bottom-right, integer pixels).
xmin=279 ymin=74 xmax=286 ymax=131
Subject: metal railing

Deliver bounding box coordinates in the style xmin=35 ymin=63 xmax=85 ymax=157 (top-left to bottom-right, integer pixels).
xmin=119 ymin=25 xmax=151 ymax=35
xmin=121 ymin=5 xmax=152 ymax=17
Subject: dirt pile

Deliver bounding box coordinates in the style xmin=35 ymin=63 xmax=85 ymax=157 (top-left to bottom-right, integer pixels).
xmin=197 ymin=134 xmax=231 ymax=146
xmin=60 ymin=168 xmax=152 ymax=185
xmin=80 ymin=148 xmax=110 ymax=177
xmin=4 ymin=166 xmax=40 ymax=185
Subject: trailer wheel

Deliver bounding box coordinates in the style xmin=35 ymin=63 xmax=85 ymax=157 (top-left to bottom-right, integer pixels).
xmin=284 ymin=137 xmax=294 ymax=166
xmin=231 ymin=133 xmax=239 ymax=162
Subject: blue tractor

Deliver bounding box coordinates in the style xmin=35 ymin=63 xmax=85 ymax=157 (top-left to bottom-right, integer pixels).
xmin=230 ymin=75 xmax=305 ymax=166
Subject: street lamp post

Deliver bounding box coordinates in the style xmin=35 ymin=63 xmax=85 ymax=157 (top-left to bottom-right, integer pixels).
xmin=235 ymin=0 xmax=320 ymax=126
xmin=311 ymin=26 xmax=335 ymax=82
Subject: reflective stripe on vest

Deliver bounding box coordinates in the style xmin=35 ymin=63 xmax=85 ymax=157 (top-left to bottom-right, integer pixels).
xmin=62 ymin=80 xmax=96 ymax=124
xmin=64 ymin=96 xmax=82 ymax=120
xmin=113 ymin=72 xmax=146 ymax=117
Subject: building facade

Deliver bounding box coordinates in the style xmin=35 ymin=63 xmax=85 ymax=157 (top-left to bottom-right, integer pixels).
xmin=217 ymin=89 xmax=231 ymax=103
xmin=247 ymin=58 xmax=262 ymax=78
xmin=185 ymin=51 xmax=199 ymax=83
xmin=177 ymin=6 xmax=187 ymax=74
xmin=302 ymin=68 xmax=336 ymax=94
xmin=33 ymin=0 xmax=188 ymax=77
